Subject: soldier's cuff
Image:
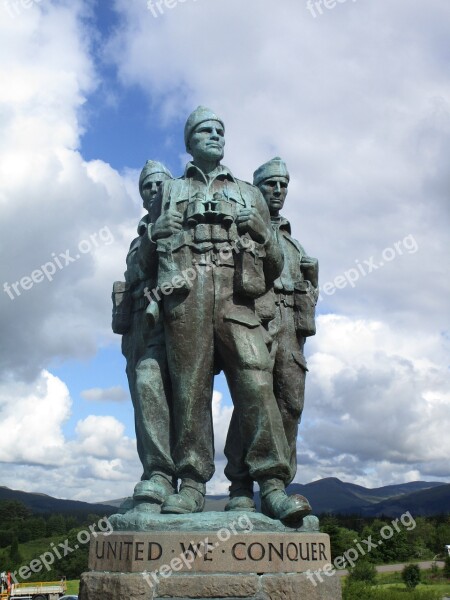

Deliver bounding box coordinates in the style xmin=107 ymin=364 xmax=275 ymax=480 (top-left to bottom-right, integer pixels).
xmin=262 ymin=229 xmax=275 ymax=248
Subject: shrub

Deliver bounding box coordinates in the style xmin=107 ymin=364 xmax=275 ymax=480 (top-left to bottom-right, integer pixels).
xmin=348 ymin=559 xmax=377 ymax=584
xmin=444 ymin=554 xmax=450 ymax=579
xmin=402 ymin=563 xmax=421 ymax=589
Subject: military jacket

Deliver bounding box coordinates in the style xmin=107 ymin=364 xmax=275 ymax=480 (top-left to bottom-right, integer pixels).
xmin=257 ymin=217 xmax=318 ymax=337
xmin=140 ymin=163 xmax=284 ymax=299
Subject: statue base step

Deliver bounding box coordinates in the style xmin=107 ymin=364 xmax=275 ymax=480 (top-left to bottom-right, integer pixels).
xmin=79 ymin=570 xmax=342 ymax=599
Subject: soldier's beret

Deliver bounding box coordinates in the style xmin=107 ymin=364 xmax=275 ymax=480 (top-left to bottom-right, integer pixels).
xmin=253 ymin=157 xmax=290 ymax=187
xmin=184 ymin=106 xmax=225 ymax=149
xmin=139 ymin=160 xmax=172 ymax=195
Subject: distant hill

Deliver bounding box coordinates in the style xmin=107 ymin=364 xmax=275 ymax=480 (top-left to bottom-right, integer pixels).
xmin=353 ymin=483 xmax=450 ymax=517
xmin=2 ymin=478 xmax=448 ymax=518
xmin=286 ymin=478 xmax=446 ymax=515
xmin=0 ymin=486 xmax=117 ymax=516
xmin=202 ymin=478 xmax=447 ymax=516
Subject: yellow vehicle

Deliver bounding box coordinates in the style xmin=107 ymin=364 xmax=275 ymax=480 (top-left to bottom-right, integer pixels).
xmin=0 ymin=573 xmax=67 ymax=600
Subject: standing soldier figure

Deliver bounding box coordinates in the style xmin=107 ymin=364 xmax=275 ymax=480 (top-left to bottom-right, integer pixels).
xmin=224 ymin=157 xmax=318 ymax=515
xmin=139 ymin=108 xmax=311 ymax=521
xmin=113 ymin=160 xmax=177 ymax=509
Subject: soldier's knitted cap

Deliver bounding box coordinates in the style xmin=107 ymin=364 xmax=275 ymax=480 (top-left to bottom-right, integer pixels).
xmin=184 ymin=106 xmax=225 ymax=149
xmin=139 ymin=160 xmax=172 ymax=195
xmin=253 ymin=157 xmax=290 ymax=187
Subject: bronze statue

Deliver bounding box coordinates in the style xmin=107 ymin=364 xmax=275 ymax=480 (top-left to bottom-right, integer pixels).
xmin=113 ymin=111 xmax=316 ymax=524
xmin=224 ymin=157 xmax=318 ymax=514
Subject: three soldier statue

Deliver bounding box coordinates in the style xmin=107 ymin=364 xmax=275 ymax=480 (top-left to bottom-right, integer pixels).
xmin=112 ymin=107 xmax=319 ymax=523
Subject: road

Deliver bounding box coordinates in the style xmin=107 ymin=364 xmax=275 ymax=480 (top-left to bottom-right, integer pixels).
xmin=337 ymin=560 xmax=445 ymax=576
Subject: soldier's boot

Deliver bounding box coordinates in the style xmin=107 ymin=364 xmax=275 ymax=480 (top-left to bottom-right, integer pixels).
xmin=133 ymin=473 xmax=176 ymax=504
xmin=224 ymin=480 xmax=256 ymax=512
xmin=118 ymin=497 xmax=135 ymax=514
xmin=161 ymin=479 xmax=205 ymax=514
xmin=260 ymin=477 xmax=312 ymax=523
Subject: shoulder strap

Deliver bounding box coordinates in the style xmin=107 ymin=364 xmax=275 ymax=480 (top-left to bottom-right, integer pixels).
xmin=235 ymin=179 xmax=253 ymax=209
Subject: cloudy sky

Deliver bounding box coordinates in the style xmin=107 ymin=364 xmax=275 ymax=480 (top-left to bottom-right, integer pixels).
xmin=0 ymin=0 xmax=449 ymax=503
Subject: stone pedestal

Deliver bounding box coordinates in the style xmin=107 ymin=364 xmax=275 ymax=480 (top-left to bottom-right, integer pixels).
xmin=80 ymin=570 xmax=341 ymax=599
xmin=79 ymin=512 xmax=342 ymax=600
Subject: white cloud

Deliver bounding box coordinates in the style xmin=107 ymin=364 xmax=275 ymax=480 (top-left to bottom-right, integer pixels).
xmin=0 ymin=370 xmax=70 ymax=465
xmin=293 ymin=314 xmax=450 ymax=487
xmin=81 ymin=386 xmax=128 ymax=403
xmin=75 ymin=414 xmax=135 ymax=460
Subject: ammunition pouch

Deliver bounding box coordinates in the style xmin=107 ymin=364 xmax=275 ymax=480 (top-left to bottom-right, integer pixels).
xmin=293 ymin=280 xmax=318 ymax=337
xmin=156 ymin=236 xmax=191 ymax=295
xmin=255 ymin=289 xmax=276 ymax=324
xmin=234 ymin=241 xmax=266 ymax=299
xmin=111 ymin=281 xmax=132 ymax=335
xmin=193 ymin=223 xmax=230 ymax=244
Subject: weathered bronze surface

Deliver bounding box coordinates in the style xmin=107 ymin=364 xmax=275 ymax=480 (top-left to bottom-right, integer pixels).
xmin=111 ymin=108 xmax=318 ymax=526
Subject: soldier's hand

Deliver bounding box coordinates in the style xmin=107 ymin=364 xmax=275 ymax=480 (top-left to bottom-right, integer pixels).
xmin=236 ymin=208 xmax=269 ymax=245
xmin=301 ymin=256 xmax=319 ymax=288
xmin=152 ymin=210 xmax=183 ymax=240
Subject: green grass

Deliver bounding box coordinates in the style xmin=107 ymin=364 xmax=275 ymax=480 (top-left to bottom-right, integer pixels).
xmin=17 ymin=535 xmax=67 ymax=565
xmin=343 ymin=566 xmax=450 ymax=599
xmin=375 ymin=567 xmax=450 ymax=594
xmin=0 ymin=533 xmax=88 ymax=585
xmin=380 ymin=582 xmax=450 ymax=593
xmin=65 ymin=579 xmax=80 ymax=594
xmin=344 ymin=582 xmax=446 ymax=599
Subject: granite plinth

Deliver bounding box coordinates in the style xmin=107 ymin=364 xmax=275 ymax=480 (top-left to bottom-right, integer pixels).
xmin=80 ymin=512 xmax=341 ymax=599
xmin=79 ymin=571 xmax=342 ymax=600
xmin=89 ymin=530 xmax=331 ymax=574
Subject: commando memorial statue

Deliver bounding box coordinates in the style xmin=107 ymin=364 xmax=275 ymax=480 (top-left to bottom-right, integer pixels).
xmin=81 ymin=107 xmax=342 ymax=600
xmin=112 ymin=107 xmax=319 ymax=523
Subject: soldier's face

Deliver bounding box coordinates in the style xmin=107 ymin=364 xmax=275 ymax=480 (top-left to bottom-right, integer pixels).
xmin=141 ymin=173 xmax=168 ymax=211
xmin=189 ymin=120 xmax=225 ymax=163
xmin=259 ymin=177 xmax=289 ymax=215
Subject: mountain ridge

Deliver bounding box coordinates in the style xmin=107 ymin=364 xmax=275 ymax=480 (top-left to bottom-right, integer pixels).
xmin=1 ymin=478 xmax=448 ymax=517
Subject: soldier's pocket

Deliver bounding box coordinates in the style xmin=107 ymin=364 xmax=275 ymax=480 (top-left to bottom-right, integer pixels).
xmin=293 ymin=281 xmax=317 ymax=337
xmin=292 ymin=351 xmax=309 ymax=372
xmin=223 ymin=306 xmax=260 ymax=329
xmin=157 ymin=241 xmax=190 ymax=295
xmin=234 ymin=246 xmax=267 ymax=299
xmin=112 ymin=281 xmax=132 ymax=334
xmin=163 ymin=295 xmax=186 ymax=323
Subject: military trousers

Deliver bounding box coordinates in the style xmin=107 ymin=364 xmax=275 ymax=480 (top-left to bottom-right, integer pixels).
xmin=225 ymin=301 xmax=307 ymax=487
xmin=162 ymin=261 xmax=291 ymax=485
xmin=124 ymin=312 xmax=175 ymax=480
xmin=122 ymin=308 xmax=148 ymax=471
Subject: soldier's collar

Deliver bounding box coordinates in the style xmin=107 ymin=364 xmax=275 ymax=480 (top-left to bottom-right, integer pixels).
xmin=185 ymin=162 xmax=236 ymax=184
xmin=271 ymin=215 xmax=291 ymax=234
xmin=137 ymin=213 xmax=151 ymax=236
